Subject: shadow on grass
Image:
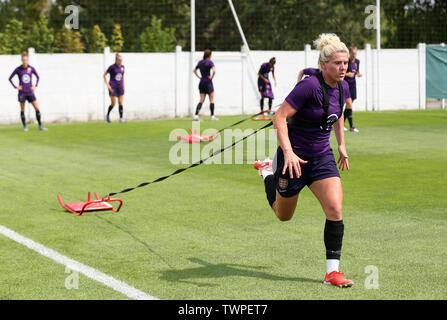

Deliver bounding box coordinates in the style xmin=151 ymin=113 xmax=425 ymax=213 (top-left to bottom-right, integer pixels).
xmin=158 ymin=257 xmax=321 ymax=287
xmin=94 ymin=215 xmax=174 ymax=269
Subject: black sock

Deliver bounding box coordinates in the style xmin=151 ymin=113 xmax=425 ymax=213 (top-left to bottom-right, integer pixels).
xmin=324 ymin=219 xmax=344 ymax=260
xmin=268 ymin=98 xmax=273 ymax=110
xmin=260 ymin=98 xmax=264 ymax=111
xmin=264 ymin=174 xmax=276 ymax=208
xmin=195 ymin=102 xmax=202 ymax=115
xmin=119 ymin=105 xmax=123 ymax=118
xmin=107 ymin=105 xmax=114 ymax=116
xmin=344 ymin=109 xmax=353 ymax=128
xmin=20 ymin=111 xmax=26 ymax=127
xmin=35 ymin=110 xmax=42 ymax=126
xmin=210 ymin=103 xmax=215 ymax=116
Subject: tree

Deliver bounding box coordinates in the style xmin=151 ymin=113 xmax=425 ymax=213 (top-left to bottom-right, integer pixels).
xmin=110 ymin=24 xmax=124 ymax=53
xmin=47 ymin=0 xmax=189 ymax=51
xmin=1 ymin=19 xmax=26 ymax=54
xmin=139 ymin=16 xmax=176 ymax=52
xmin=383 ymin=0 xmax=447 ymax=48
xmin=25 ymin=13 xmax=54 ymax=53
xmin=54 ymin=25 xmax=84 ymax=53
xmin=83 ymin=25 xmax=108 ymax=53
xmin=0 ymin=34 xmax=8 ymax=54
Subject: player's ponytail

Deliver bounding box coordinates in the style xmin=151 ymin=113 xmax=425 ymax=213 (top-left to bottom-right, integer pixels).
xmin=313 ymin=33 xmax=348 ymax=69
xmin=203 ymin=49 xmax=212 ymax=60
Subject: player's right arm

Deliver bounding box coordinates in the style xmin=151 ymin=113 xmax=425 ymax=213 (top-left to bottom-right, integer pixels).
xmin=103 ymin=70 xmax=112 ymax=92
xmin=273 ymin=101 xmax=308 ymax=179
xmin=297 ymin=69 xmax=305 ymax=83
xmin=9 ymin=69 xmax=21 ymax=90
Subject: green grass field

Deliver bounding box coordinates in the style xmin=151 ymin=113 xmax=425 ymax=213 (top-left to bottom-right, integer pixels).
xmin=0 ymin=110 xmax=446 ymax=300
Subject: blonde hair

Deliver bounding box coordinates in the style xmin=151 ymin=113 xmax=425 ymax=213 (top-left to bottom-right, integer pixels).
xmin=313 ymin=33 xmax=348 ymax=69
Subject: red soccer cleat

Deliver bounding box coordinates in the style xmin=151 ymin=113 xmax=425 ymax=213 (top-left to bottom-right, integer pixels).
xmin=323 ymin=271 xmax=354 ymax=288
xmin=253 ymin=159 xmax=273 ymax=177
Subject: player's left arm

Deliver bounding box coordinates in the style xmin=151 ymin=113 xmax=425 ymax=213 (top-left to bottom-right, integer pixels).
xmin=333 ymin=117 xmax=349 ymax=171
xmin=272 ymin=68 xmax=277 ymax=87
xmin=32 ymin=67 xmax=39 ymax=91
xmin=210 ymin=66 xmax=216 ymax=80
xmin=356 ymin=60 xmax=362 ymax=77
xmin=334 ymin=85 xmax=351 ymax=171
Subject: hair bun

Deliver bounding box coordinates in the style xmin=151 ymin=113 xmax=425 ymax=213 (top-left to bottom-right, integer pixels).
xmin=313 ymin=33 xmax=341 ymax=51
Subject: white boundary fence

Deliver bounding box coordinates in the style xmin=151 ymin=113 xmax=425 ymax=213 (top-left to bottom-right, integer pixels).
xmin=0 ymin=45 xmax=428 ymax=125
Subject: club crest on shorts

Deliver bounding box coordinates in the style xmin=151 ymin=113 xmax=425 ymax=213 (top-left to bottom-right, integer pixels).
xmin=279 ymin=178 xmax=288 ymax=189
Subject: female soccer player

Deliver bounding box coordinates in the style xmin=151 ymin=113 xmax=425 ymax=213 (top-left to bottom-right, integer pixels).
xmin=298 ymin=68 xmax=354 ymax=131
xmin=343 ymin=45 xmax=362 ymax=132
xmin=193 ymin=49 xmax=217 ymax=121
xmin=104 ymin=53 xmax=126 ymax=123
xmin=9 ymin=52 xmax=47 ymax=131
xmin=258 ymin=57 xmax=277 ymax=115
xmin=254 ymin=34 xmax=353 ymax=288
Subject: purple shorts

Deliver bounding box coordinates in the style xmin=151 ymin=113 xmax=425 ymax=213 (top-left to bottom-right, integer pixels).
xmin=18 ymin=93 xmax=36 ymax=103
xmin=199 ymin=80 xmax=214 ymax=94
xmin=349 ymin=85 xmax=357 ymax=101
xmin=273 ymin=147 xmax=340 ymax=197
xmin=109 ymin=87 xmax=124 ymax=97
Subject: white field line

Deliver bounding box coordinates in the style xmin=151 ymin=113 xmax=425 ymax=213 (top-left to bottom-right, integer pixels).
xmin=0 ymin=224 xmax=158 ymax=300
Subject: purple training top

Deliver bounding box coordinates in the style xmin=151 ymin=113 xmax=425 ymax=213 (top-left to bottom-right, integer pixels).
xmin=345 ymin=58 xmax=360 ymax=88
xmin=107 ymin=63 xmax=125 ymax=88
xmin=196 ymin=59 xmax=215 ymax=81
xmin=285 ymin=75 xmax=351 ymax=157
xmin=9 ymin=65 xmax=39 ymax=94
xmin=258 ymin=62 xmax=274 ymax=83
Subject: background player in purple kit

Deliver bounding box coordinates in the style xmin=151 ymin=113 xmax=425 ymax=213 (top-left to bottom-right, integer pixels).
xmin=104 ymin=53 xmax=126 ymax=123
xmin=343 ymin=45 xmax=362 ymax=132
xmin=258 ymin=57 xmax=277 ymax=115
xmin=193 ymin=49 xmax=217 ymax=121
xmin=8 ymin=52 xmax=47 ymax=131
xmin=254 ymin=34 xmax=353 ymax=288
xmin=297 ymin=67 xmax=319 ymax=82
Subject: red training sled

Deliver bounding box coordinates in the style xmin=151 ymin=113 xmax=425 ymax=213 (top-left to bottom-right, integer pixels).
xmin=57 ymin=192 xmax=123 ymax=215
xmin=252 ymin=110 xmax=275 ymax=121
xmin=174 ymin=128 xmax=219 ymax=143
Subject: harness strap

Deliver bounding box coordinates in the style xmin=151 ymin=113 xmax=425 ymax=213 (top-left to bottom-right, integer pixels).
xmin=288 ymin=71 xmax=344 ymax=131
